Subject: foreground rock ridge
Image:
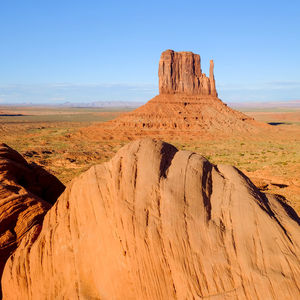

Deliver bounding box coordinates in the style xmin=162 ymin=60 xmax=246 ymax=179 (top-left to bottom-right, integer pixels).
xmin=159 ymin=49 xmax=218 ymax=96
xmin=2 ymin=139 xmax=299 ymax=299
xmin=0 ymin=143 xmax=65 ymax=297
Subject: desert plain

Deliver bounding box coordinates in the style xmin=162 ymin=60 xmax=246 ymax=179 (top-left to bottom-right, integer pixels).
xmin=0 ymin=101 xmax=299 ymax=213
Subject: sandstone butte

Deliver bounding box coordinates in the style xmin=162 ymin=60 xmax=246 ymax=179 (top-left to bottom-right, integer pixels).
xmin=81 ymin=50 xmax=267 ymax=141
xmin=1 ymin=139 xmax=299 ymax=299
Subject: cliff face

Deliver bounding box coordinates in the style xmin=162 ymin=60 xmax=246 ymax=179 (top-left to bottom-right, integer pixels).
xmin=2 ymin=139 xmax=300 ymax=300
xmin=158 ymin=49 xmax=217 ymax=96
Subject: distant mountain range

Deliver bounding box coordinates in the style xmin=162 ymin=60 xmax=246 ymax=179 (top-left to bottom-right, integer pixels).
xmin=60 ymin=101 xmax=145 ymax=108
xmin=228 ymin=100 xmax=300 ymax=109
xmin=1 ymin=100 xmax=299 ymax=109
xmin=0 ymin=101 xmax=145 ymax=108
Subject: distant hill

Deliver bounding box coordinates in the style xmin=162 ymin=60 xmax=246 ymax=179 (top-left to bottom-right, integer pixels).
xmin=229 ymin=100 xmax=300 ymax=111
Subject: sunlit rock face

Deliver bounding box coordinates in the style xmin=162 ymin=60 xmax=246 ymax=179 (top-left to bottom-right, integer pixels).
xmin=158 ymin=49 xmax=217 ymax=96
xmin=2 ymin=139 xmax=300 ymax=300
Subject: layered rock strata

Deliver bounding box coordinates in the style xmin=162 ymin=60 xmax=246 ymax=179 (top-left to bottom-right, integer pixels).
xmin=2 ymin=139 xmax=299 ymax=299
xmin=0 ymin=143 xmax=65 ymax=297
xmin=105 ymin=94 xmax=254 ymax=133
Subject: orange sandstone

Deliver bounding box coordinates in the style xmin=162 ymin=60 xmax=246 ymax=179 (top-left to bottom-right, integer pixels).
xmin=0 ymin=143 xmax=65 ymax=297
xmin=2 ymin=139 xmax=299 ymax=299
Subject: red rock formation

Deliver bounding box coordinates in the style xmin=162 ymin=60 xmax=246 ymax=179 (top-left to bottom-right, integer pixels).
xmin=158 ymin=49 xmax=217 ymax=96
xmin=3 ymin=139 xmax=299 ymax=299
xmin=0 ymin=143 xmax=65 ymax=297
xmin=80 ymin=50 xmax=265 ymax=141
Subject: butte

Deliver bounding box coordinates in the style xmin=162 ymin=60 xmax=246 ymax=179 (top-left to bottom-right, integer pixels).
xmin=82 ymin=49 xmax=267 ymax=141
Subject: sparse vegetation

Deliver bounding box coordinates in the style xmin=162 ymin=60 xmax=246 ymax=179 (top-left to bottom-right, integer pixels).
xmin=0 ymin=106 xmax=299 ymax=213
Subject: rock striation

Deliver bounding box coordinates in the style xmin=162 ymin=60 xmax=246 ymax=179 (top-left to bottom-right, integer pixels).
xmin=158 ymin=49 xmax=218 ymax=96
xmin=2 ymin=139 xmax=299 ymax=299
xmin=0 ymin=143 xmax=65 ymax=297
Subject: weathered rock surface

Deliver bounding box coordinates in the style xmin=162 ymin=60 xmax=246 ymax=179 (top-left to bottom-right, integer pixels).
xmin=159 ymin=49 xmax=217 ymax=96
xmin=3 ymin=139 xmax=299 ymax=299
xmin=0 ymin=143 xmax=65 ymax=296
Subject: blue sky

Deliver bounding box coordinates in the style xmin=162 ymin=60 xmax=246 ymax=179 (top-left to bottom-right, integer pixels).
xmin=0 ymin=0 xmax=299 ymax=104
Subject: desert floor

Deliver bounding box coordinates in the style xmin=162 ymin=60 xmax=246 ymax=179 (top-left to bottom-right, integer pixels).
xmin=0 ymin=105 xmax=299 ymax=213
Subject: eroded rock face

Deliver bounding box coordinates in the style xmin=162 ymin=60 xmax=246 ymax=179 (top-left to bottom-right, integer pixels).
xmin=0 ymin=143 xmax=65 ymax=296
xmin=158 ymin=49 xmax=217 ymax=96
xmin=2 ymin=139 xmax=299 ymax=300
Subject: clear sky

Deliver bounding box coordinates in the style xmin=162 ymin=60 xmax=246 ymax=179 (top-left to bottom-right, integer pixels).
xmin=0 ymin=0 xmax=299 ymax=104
